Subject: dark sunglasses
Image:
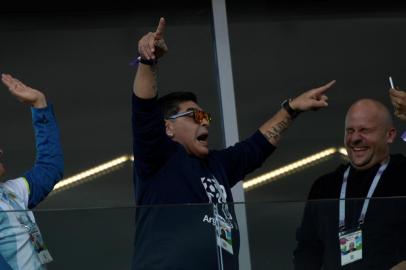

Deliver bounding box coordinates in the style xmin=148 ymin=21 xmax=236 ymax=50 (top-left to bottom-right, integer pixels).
xmin=166 ymin=108 xmax=212 ymax=124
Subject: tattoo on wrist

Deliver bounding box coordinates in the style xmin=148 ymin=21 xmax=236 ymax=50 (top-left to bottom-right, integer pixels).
xmin=264 ymin=119 xmax=289 ymax=142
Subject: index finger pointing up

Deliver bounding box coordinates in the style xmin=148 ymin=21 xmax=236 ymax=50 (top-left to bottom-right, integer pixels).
xmin=155 ymin=17 xmax=166 ymax=39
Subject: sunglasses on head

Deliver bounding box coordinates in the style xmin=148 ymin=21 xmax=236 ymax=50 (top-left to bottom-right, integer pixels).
xmin=166 ymin=108 xmax=212 ymax=124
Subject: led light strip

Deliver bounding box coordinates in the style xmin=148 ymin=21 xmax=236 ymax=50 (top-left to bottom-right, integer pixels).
xmin=338 ymin=147 xmax=348 ymax=156
xmin=51 ymin=147 xmax=349 ymax=194
xmin=52 ymin=155 xmax=133 ymax=193
xmin=243 ymin=147 xmax=343 ymax=190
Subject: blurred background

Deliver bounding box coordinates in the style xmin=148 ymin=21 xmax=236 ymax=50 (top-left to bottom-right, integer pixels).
xmin=1 ymin=1 xmax=406 ymax=269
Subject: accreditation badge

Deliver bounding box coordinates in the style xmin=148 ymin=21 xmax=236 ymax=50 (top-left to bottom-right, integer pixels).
xmin=17 ymin=211 xmax=53 ymax=264
xmin=216 ymin=215 xmax=233 ymax=255
xmin=29 ymin=224 xmax=53 ymax=265
xmin=339 ymin=228 xmax=362 ymax=266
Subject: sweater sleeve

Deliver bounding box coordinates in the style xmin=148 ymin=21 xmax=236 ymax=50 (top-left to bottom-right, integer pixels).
xmin=132 ymin=94 xmax=177 ymax=179
xmin=214 ymin=130 xmax=275 ymax=187
xmin=23 ymin=105 xmax=64 ymax=209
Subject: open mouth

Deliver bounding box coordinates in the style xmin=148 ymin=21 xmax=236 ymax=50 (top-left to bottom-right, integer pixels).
xmin=350 ymin=146 xmax=369 ymax=155
xmin=197 ymin=133 xmax=209 ymax=144
xmin=351 ymin=147 xmax=368 ymax=152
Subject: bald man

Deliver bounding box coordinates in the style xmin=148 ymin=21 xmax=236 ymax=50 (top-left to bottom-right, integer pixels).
xmin=293 ymin=99 xmax=406 ymax=270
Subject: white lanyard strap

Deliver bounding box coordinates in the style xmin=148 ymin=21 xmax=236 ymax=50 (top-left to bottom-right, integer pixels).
xmin=339 ymin=160 xmax=389 ymax=230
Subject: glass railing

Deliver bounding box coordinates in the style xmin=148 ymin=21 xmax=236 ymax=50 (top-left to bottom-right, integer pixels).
xmin=1 ymin=197 xmax=405 ymax=269
xmin=245 ymin=197 xmax=406 ymax=270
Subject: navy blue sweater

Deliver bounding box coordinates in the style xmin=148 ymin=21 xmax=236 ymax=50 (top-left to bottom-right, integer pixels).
xmin=132 ymin=94 xmax=275 ymax=270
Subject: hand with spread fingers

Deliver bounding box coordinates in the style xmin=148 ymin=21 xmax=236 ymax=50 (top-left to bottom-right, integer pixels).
xmin=138 ymin=17 xmax=168 ymax=60
xmin=290 ymin=80 xmax=336 ymax=112
xmin=389 ymin=88 xmax=406 ymax=121
xmin=1 ymin=73 xmax=47 ymax=108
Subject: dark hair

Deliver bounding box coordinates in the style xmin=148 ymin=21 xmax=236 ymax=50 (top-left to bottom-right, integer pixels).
xmin=158 ymin=91 xmax=198 ymax=118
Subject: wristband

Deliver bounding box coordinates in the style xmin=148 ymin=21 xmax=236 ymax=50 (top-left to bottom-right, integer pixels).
xmin=129 ymin=56 xmax=158 ymax=67
xmin=281 ymin=99 xmax=300 ymax=119
xmin=137 ymin=56 xmax=157 ymax=66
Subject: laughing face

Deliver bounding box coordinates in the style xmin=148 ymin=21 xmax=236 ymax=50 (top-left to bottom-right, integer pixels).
xmin=344 ymin=99 xmax=396 ymax=170
xmin=165 ymin=101 xmax=210 ymax=158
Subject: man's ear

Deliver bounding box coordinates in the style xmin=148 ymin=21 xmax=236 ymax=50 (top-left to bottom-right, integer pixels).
xmin=165 ymin=120 xmax=174 ymax=138
xmin=387 ymin=127 xmax=397 ymax=144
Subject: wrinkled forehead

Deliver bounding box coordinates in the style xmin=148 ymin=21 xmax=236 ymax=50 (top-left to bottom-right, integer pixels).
xmin=178 ymin=101 xmax=203 ymax=112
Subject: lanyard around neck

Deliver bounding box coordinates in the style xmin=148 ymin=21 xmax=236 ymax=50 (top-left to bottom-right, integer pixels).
xmin=339 ymin=160 xmax=389 ymax=230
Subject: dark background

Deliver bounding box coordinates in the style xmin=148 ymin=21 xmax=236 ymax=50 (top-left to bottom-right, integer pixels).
xmin=1 ymin=1 xmax=406 ymax=269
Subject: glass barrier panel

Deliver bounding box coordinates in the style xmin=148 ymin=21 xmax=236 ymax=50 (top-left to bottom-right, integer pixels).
xmin=245 ymin=197 xmax=406 ymax=270
xmin=2 ymin=198 xmax=405 ymax=269
xmin=33 ymin=204 xmax=220 ymax=270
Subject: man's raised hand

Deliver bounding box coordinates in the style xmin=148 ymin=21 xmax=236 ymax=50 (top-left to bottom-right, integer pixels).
xmin=389 ymin=88 xmax=406 ymax=121
xmin=290 ymin=80 xmax=336 ymax=112
xmin=1 ymin=74 xmax=47 ymax=108
xmin=138 ymin=17 xmax=168 ymax=61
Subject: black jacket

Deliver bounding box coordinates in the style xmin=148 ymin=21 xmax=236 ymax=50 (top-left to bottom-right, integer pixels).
xmin=294 ymin=154 xmax=406 ymax=270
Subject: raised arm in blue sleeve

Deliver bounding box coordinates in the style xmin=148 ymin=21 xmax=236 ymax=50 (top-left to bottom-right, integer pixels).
xmin=23 ymin=105 xmax=64 ymax=209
